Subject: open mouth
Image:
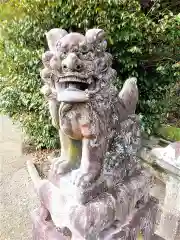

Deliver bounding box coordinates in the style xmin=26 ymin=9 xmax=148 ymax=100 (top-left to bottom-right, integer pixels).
xmin=54 ymin=73 xmax=95 ymax=102
xmin=56 ymin=80 xmax=90 ymax=103
xmin=57 ymin=75 xmax=90 ymax=91
xmin=62 ymin=82 xmax=89 ymax=91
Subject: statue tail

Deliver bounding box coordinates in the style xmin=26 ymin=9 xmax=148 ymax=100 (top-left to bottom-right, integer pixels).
xmin=27 ymin=160 xmax=44 ymax=190
xmin=118 ymin=77 xmax=138 ymax=115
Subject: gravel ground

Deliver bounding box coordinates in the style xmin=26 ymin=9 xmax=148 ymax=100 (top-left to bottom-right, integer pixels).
xmin=0 ymin=115 xmax=38 ymax=240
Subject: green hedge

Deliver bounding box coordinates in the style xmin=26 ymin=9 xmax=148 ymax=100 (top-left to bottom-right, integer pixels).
xmin=161 ymin=81 xmax=180 ymax=128
xmin=0 ymin=0 xmax=179 ymax=148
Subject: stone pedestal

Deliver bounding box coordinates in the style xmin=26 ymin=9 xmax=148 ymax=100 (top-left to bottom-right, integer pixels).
xmin=31 ymin=208 xmax=67 ymax=240
xmin=99 ymin=197 xmax=158 ymax=240
xmin=28 ymin=113 xmax=159 ymax=240
xmin=29 ymin=167 xmax=158 ymax=240
xmin=156 ymin=176 xmax=180 ymax=240
xmin=151 ymin=142 xmax=180 ymax=240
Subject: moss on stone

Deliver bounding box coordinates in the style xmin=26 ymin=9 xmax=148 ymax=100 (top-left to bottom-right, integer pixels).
xmin=157 ymin=125 xmax=180 ymax=141
xmin=68 ymin=139 xmax=82 ymax=165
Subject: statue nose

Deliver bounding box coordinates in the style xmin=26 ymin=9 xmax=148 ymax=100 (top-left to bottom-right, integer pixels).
xmin=62 ymin=53 xmax=83 ymax=72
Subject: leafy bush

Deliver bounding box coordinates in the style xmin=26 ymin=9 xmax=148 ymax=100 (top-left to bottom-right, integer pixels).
xmin=161 ymin=80 xmax=180 ymax=127
xmin=0 ymin=0 xmax=179 ymax=148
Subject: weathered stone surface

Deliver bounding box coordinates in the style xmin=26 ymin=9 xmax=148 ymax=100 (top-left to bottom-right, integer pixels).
xmin=114 ymin=170 xmax=152 ymax=222
xmin=41 ymin=27 xmax=140 ymax=192
xmin=31 ymin=207 xmax=68 ymax=240
xmin=156 ymin=176 xmax=180 ymax=240
xmin=28 ymin=167 xmax=153 ymax=239
xmin=99 ymin=197 xmax=158 ymax=240
xmin=104 ymin=115 xmax=142 ymax=183
xmin=157 ymin=209 xmax=180 ymax=240
xmin=69 ymin=193 xmax=116 ymax=239
xmin=150 ymin=142 xmax=180 ymax=240
xmin=151 ymin=142 xmax=180 ymax=175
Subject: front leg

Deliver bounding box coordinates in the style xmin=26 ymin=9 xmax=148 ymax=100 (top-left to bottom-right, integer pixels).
xmin=48 ymin=99 xmax=59 ymax=129
xmin=51 ymin=130 xmax=81 ymax=176
xmin=74 ymin=137 xmax=104 ymax=188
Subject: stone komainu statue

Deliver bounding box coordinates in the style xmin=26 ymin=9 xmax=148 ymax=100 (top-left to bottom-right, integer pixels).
xmin=28 ymin=28 xmax=158 ymax=240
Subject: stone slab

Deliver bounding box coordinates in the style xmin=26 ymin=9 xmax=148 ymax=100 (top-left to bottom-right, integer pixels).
xmin=156 ymin=209 xmax=180 ymax=240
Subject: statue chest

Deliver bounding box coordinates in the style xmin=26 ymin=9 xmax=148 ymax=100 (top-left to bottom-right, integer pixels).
xmin=59 ymin=103 xmax=93 ymax=139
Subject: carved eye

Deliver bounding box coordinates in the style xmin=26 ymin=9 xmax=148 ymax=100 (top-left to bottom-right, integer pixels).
xmin=71 ymin=46 xmax=78 ymax=53
xmin=79 ymin=42 xmax=89 ymax=53
xmin=100 ymin=63 xmax=108 ymax=71
xmin=82 ymin=46 xmax=88 ymax=53
xmin=76 ymin=64 xmax=82 ymax=71
xmin=95 ymin=58 xmax=108 ymax=72
xmin=60 ymin=52 xmax=66 ymax=59
xmin=62 ymin=64 xmax=67 ymax=70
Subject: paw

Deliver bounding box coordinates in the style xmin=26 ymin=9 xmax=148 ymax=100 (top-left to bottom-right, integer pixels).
xmin=73 ymin=172 xmax=95 ymax=188
xmin=84 ymin=89 xmax=90 ymax=99
xmin=51 ymin=158 xmax=72 ymax=175
xmin=84 ymin=89 xmax=97 ymax=98
xmin=51 ymin=118 xmax=59 ymax=129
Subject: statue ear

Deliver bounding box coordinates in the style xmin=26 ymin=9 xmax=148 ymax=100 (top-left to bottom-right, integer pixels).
xmin=59 ymin=28 xmax=68 ymax=36
xmin=45 ymin=28 xmax=68 ymax=52
xmin=85 ymin=29 xmax=106 ymax=45
xmin=96 ymin=29 xmax=106 ymax=41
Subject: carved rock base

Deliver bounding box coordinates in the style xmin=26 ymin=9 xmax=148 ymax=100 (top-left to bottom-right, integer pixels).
xmin=31 ymin=197 xmax=158 ymax=240
xmin=30 ymin=168 xmax=158 ymax=240
xmin=31 ymin=208 xmax=67 ymax=240
xmin=99 ymin=197 xmax=158 ymax=240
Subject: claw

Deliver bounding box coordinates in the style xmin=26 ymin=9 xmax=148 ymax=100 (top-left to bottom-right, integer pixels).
xmin=73 ymin=172 xmax=94 ymax=188
xmin=51 ymin=158 xmax=72 ymax=175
